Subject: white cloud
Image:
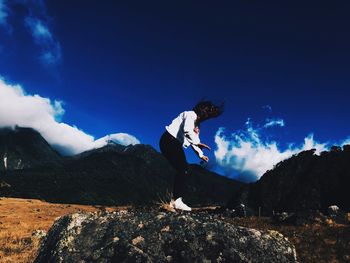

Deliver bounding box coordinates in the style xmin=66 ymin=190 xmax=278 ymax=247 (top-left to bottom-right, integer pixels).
xmin=0 ymin=77 xmax=140 ymax=155
xmin=0 ymin=0 xmax=8 ymax=26
xmin=214 ymin=118 xmax=329 ymax=182
xmin=264 ymin=118 xmax=285 ymax=128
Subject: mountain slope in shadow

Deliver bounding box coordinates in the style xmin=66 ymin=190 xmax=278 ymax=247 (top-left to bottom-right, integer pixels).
xmin=228 ymin=146 xmax=350 ymax=214
xmin=0 ymin=127 xmax=243 ymax=206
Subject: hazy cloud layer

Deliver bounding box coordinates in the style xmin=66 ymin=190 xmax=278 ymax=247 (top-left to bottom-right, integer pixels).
xmin=0 ymin=78 xmax=140 ymax=155
xmin=264 ymin=118 xmax=285 ymax=128
xmin=0 ymin=0 xmax=8 ymax=26
xmin=24 ymin=15 xmax=62 ymax=65
xmin=0 ymin=0 xmax=62 ymax=66
xmin=25 ymin=17 xmax=52 ymax=41
xmin=262 ymin=105 xmax=272 ymax=112
xmin=214 ymin=118 xmax=331 ymax=182
xmin=94 ymin=134 xmax=140 ymax=148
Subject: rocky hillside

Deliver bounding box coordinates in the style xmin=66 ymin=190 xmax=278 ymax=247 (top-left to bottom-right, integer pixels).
xmin=0 ymin=127 xmax=243 ymax=206
xmin=228 ymin=146 xmax=350 ymax=214
xmin=0 ymin=126 xmax=63 ymax=170
xmin=34 ymin=209 xmax=298 ymax=263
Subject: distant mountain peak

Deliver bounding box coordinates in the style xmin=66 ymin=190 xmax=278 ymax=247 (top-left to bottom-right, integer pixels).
xmin=0 ymin=126 xmax=63 ymax=170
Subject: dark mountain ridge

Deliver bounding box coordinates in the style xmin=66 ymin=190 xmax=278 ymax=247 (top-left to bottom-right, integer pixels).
xmin=0 ymin=127 xmax=243 ymax=206
xmin=228 ymin=146 xmax=350 ymax=214
xmin=3 ymin=126 xmax=348 ymax=212
xmin=0 ymin=126 xmax=63 ymax=170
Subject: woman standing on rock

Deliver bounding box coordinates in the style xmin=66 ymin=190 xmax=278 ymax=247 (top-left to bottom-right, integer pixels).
xmin=159 ymin=100 xmax=224 ymax=211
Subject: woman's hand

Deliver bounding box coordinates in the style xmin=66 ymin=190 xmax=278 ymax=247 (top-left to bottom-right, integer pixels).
xmin=201 ymin=155 xmax=209 ymax=162
xmin=197 ymin=143 xmax=211 ymax=151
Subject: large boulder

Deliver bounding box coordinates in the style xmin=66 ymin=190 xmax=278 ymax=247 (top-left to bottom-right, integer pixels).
xmin=35 ymin=209 xmax=298 ymax=263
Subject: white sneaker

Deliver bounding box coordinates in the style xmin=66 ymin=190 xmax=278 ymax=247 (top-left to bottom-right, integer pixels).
xmin=174 ymin=197 xmax=192 ymax=211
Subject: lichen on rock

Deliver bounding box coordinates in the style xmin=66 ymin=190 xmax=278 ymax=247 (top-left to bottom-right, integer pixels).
xmin=35 ymin=209 xmax=298 ymax=263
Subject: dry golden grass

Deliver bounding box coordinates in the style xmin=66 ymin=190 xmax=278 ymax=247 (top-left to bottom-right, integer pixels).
xmin=0 ymin=197 xmax=348 ymax=263
xmin=0 ymin=197 xmax=129 ymax=263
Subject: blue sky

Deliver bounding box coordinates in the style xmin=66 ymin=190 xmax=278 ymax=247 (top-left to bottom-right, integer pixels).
xmin=1 ymin=1 xmax=350 ymax=182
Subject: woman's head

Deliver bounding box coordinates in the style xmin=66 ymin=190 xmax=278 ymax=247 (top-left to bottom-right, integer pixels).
xmin=193 ymin=100 xmax=224 ymax=123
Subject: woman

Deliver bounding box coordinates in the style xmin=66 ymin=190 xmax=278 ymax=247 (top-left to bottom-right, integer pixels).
xmin=159 ymin=100 xmax=224 ymax=211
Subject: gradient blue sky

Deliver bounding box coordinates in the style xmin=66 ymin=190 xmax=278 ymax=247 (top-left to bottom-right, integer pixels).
xmin=1 ymin=1 xmax=349 ymax=181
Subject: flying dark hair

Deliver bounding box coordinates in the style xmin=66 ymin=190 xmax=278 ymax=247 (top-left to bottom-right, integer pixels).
xmin=193 ymin=100 xmax=224 ymax=123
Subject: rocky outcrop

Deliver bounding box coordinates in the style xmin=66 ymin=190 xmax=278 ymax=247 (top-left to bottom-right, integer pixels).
xmin=35 ymin=210 xmax=298 ymax=263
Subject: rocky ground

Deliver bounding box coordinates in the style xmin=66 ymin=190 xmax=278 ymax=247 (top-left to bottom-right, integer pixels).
xmin=0 ymin=198 xmax=349 ymax=262
xmin=223 ymin=216 xmax=350 ymax=263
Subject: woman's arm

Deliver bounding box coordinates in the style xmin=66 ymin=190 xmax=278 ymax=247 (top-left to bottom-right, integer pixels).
xmin=197 ymin=142 xmax=211 ymax=150
xmin=191 ymin=145 xmax=209 ymax=162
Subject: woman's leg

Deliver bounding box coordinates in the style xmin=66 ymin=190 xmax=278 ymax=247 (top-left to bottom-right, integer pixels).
xmin=159 ymin=131 xmax=189 ymax=199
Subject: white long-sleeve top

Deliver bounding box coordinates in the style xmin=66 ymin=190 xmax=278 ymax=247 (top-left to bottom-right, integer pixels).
xmin=165 ymin=111 xmax=204 ymax=158
xmin=190 ymin=144 xmax=204 ymax=158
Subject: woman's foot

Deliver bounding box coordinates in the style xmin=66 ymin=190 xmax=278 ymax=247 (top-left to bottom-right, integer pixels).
xmin=173 ymin=197 xmax=192 ymax=211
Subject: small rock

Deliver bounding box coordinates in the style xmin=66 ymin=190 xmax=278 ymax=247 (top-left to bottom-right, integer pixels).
xmin=327 ymin=205 xmax=340 ymax=217
xmin=157 ymin=214 xmax=165 ymax=220
xmin=161 ymin=225 xmax=170 ymax=232
xmin=268 ymin=230 xmax=283 ymax=239
xmin=206 ymin=232 xmax=214 ymax=241
xmin=132 ymin=236 xmax=144 ymax=246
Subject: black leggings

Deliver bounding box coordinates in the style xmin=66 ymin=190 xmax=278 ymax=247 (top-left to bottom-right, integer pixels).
xmin=159 ymin=131 xmax=189 ymax=199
